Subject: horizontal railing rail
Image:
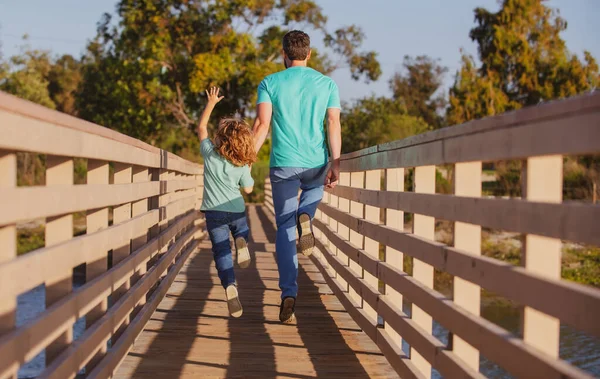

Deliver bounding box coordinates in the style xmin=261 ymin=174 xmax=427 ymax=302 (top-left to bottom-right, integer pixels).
xmin=265 ymin=91 xmax=600 ymax=379
xmin=0 ymin=91 xmax=205 ymax=378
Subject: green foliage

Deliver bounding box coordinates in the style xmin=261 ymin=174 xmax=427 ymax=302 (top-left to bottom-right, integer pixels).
xmin=17 ymin=227 xmax=45 ymax=255
xmin=77 ymin=0 xmax=382 ymax=149
xmin=448 ymin=0 xmax=599 ymax=125
xmin=341 ymin=96 xmax=429 ymax=153
xmin=562 ymin=246 xmax=600 ymax=287
xmin=390 ymin=55 xmax=448 ymax=129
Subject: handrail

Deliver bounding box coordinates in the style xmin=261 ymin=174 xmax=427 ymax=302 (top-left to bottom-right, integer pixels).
xmin=264 ymin=92 xmax=600 ymax=378
xmin=0 ymin=91 xmax=205 ymax=378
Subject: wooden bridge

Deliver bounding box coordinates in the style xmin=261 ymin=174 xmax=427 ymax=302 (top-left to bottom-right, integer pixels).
xmin=0 ymin=90 xmax=599 ymax=379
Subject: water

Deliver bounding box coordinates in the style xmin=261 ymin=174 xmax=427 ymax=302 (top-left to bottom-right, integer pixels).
xmin=387 ymin=299 xmax=600 ymax=378
xmin=16 ymin=284 xmax=86 ymax=379
xmin=17 ymin=286 xmax=600 ymax=378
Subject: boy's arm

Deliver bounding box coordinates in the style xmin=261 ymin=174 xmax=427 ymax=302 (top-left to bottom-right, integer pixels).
xmin=240 ymin=167 xmax=254 ymax=195
xmin=197 ymin=87 xmax=224 ymax=141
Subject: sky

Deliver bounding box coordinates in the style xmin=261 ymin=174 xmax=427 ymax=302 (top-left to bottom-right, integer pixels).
xmin=0 ymin=0 xmax=598 ymax=103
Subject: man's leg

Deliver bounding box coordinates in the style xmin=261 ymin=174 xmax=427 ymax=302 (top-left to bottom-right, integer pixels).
xmin=298 ymin=165 xmax=328 ymax=218
xmin=270 ymin=167 xmax=301 ymax=300
xmin=296 ymin=165 xmax=328 ymax=256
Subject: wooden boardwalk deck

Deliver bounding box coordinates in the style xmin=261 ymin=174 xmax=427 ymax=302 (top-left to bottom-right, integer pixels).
xmin=115 ymin=205 xmax=397 ymax=378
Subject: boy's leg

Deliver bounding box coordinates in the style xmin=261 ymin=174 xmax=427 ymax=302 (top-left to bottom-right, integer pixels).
xmin=270 ymin=167 xmax=301 ymax=300
xmin=205 ymin=211 xmax=236 ymax=288
xmin=229 ymin=212 xmax=251 ymax=268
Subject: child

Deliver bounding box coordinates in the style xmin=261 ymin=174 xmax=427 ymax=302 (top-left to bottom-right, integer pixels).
xmin=198 ymin=87 xmax=257 ymax=318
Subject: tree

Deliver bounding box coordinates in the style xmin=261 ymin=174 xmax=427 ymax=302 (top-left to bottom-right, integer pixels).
xmin=77 ymin=0 xmax=382 ymax=145
xmin=341 ymin=96 xmax=429 ymax=153
xmin=47 ymin=54 xmax=82 ymax=115
xmin=448 ymin=0 xmax=599 ymax=125
xmin=390 ymin=55 xmax=447 ymax=129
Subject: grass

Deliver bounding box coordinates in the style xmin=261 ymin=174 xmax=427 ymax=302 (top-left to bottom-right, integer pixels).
xmin=17 ymin=226 xmax=45 ymax=255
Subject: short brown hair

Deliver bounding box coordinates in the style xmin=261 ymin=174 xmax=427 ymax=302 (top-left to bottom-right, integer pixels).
xmin=214 ymin=118 xmax=257 ymax=167
xmin=283 ymin=30 xmax=310 ymax=61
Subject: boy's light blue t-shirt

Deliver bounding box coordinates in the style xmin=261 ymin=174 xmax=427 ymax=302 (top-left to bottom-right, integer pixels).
xmin=257 ymin=66 xmax=341 ymax=168
xmin=200 ymin=139 xmax=254 ymax=213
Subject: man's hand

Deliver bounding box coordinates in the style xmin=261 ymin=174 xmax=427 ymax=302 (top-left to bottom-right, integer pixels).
xmin=325 ymin=160 xmax=340 ymax=189
xmin=206 ymin=86 xmax=224 ymax=106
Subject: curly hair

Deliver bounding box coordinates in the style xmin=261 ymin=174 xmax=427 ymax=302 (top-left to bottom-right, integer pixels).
xmin=213 ymin=118 xmax=257 ymax=167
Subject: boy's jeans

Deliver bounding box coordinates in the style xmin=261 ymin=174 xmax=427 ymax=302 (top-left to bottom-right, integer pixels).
xmin=270 ymin=165 xmax=328 ymax=299
xmin=204 ymin=210 xmax=250 ymax=288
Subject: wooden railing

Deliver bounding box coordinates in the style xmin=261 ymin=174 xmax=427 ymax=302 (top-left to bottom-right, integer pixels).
xmin=265 ymin=92 xmax=600 ymax=378
xmin=0 ymin=92 xmax=204 ymax=378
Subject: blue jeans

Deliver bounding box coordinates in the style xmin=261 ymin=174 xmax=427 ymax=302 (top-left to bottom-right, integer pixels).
xmin=270 ymin=165 xmax=328 ymax=299
xmin=204 ymin=210 xmax=250 ymax=289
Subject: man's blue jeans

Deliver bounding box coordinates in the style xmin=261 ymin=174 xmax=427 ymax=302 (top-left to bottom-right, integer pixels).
xmin=204 ymin=210 xmax=250 ymax=289
xmin=270 ymin=165 xmax=328 ymax=299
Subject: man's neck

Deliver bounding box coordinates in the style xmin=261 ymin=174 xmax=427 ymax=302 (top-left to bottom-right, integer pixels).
xmin=289 ymin=60 xmax=308 ymax=68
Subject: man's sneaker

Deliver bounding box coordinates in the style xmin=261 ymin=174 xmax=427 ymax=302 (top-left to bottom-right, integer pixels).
xmin=226 ymin=285 xmax=243 ymax=318
xmin=279 ymin=296 xmax=296 ymax=324
xmin=235 ymin=237 xmax=250 ymax=269
xmin=297 ymin=213 xmax=315 ymax=256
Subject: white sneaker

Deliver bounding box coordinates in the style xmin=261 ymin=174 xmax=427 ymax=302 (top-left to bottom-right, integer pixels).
xmin=226 ymin=285 xmax=243 ymax=318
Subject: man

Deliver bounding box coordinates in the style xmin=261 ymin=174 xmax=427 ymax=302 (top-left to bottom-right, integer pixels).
xmin=253 ymin=30 xmax=342 ymax=324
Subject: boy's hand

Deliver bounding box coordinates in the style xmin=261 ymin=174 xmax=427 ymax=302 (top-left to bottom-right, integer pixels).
xmin=205 ymin=86 xmax=224 ymax=106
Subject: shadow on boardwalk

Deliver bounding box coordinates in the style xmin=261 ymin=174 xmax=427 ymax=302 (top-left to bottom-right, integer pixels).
xmin=115 ymin=205 xmax=394 ymax=378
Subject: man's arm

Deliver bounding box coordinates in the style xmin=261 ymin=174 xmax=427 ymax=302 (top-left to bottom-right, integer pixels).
xmin=325 ymin=108 xmax=342 ymax=188
xmin=252 ymin=102 xmax=273 ymax=153
xmin=197 ymin=87 xmax=224 ymax=141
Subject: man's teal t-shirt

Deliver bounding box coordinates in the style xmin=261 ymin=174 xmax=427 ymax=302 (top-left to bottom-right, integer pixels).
xmin=257 ymin=66 xmax=341 ymax=168
xmin=200 ymin=139 xmax=254 ymax=213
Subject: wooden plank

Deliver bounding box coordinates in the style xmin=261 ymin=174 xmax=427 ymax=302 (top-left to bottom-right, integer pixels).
xmin=112 ymin=163 xmax=133 ymax=342
xmin=318 ymin=202 xmax=600 ymax=339
xmin=0 ymin=210 xmax=159 ymax=300
xmin=0 ymin=212 xmax=201 ymax=379
xmin=131 ymin=166 xmax=149 ymax=316
xmin=0 ymin=108 xmax=200 ymax=175
xmin=348 ymin=172 xmax=365 ymax=306
xmin=325 ymin=185 xmax=600 ymax=246
xmin=340 ymin=111 xmax=600 ymax=172
xmin=411 ymin=165 xmax=435 ymax=377
xmin=0 ymin=151 xmax=17 ymax=379
xmin=363 ymin=170 xmax=380 ymax=324
xmin=337 ymin=172 xmax=351 ymax=292
xmin=521 ymin=156 xmax=562 ymax=357
xmin=0 ymin=180 xmax=197 ymax=227
xmin=452 ymin=161 xmax=481 ymax=370
xmin=39 ymin=227 xmax=201 ymax=379
xmin=348 ymin=92 xmax=600 ymax=159
xmin=85 ymin=160 xmax=110 ymax=370
xmin=378 ymin=262 xmax=592 ymax=379
xmin=45 ymin=156 xmax=74 ymax=366
xmin=384 ymin=168 xmax=404 ymax=350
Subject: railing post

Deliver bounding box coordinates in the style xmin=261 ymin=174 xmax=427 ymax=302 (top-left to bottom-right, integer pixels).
xmin=411 ymin=165 xmax=435 ymax=377
xmin=112 ymin=163 xmax=133 ymax=342
xmin=86 ymin=159 xmax=110 ymax=369
xmin=452 ymin=161 xmax=482 ymax=369
xmin=384 ymin=167 xmax=404 ymax=349
xmin=364 ymin=170 xmax=381 ymax=324
xmin=45 ymin=155 xmax=74 ymax=365
xmin=131 ymin=166 xmax=149 ymax=317
xmin=0 ymin=151 xmax=17 ymax=378
xmin=349 ymin=171 xmax=365 ymax=306
xmin=521 ymin=156 xmax=562 ymax=356
xmin=337 ymin=172 xmax=350 ymax=292
xmin=326 ymin=179 xmax=339 ymax=279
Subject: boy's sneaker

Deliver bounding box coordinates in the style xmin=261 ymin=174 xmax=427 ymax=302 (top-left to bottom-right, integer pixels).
xmin=235 ymin=237 xmax=250 ymax=268
xmin=226 ymin=284 xmax=243 ymax=318
xmin=279 ymin=296 xmax=296 ymax=324
xmin=297 ymin=213 xmax=315 ymax=256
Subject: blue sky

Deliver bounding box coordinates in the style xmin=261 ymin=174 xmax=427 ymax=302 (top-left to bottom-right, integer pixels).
xmin=1 ymin=0 xmax=598 ymax=102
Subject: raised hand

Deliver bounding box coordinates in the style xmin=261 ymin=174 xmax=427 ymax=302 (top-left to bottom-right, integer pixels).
xmin=206 ymin=86 xmax=225 ymax=105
